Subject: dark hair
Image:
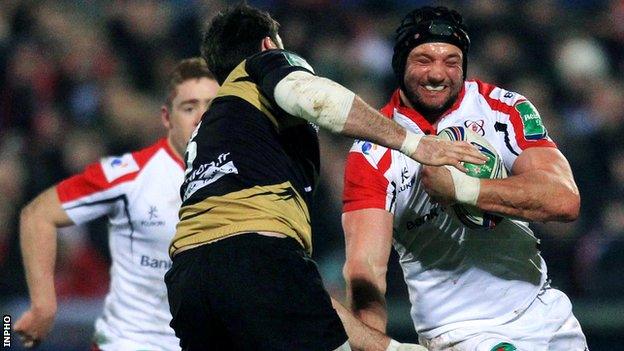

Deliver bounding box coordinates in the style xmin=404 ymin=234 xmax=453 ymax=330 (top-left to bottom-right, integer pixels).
xmin=392 ymin=6 xmax=470 ymax=89
xmin=201 ymin=4 xmax=280 ymax=84
xmin=166 ymin=57 xmax=215 ymax=106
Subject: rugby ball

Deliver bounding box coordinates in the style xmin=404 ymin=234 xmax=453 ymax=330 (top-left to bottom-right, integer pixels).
xmin=437 ymin=126 xmax=508 ymax=229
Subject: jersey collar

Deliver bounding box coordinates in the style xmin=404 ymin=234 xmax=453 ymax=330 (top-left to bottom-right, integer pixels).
xmin=161 ymin=138 xmax=185 ymax=169
xmin=381 ymin=84 xmax=466 ymax=135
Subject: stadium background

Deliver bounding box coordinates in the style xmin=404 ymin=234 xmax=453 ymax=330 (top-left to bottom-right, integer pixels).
xmin=0 ymin=0 xmax=622 ymax=349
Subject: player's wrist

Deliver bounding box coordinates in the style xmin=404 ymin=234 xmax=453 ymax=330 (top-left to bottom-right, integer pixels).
xmin=399 ymin=130 xmax=423 ymax=156
xmin=387 ymin=339 xmax=429 ymax=351
xmin=446 ymin=166 xmax=481 ymax=206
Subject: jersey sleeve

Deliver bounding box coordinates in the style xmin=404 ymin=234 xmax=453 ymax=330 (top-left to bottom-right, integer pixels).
xmin=478 ymin=82 xmax=557 ymax=171
xmin=245 ymin=49 xmax=315 ymax=102
xmin=343 ymin=140 xmax=396 ymax=213
xmin=56 ymin=153 xmax=139 ymax=225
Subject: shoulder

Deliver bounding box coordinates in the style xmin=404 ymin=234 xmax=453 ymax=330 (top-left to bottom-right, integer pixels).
xmin=246 ymin=49 xmax=315 ymax=74
xmin=101 ymin=139 xmax=166 ymax=183
xmin=348 ymin=139 xmax=393 ymax=171
xmin=467 ymin=79 xmax=529 ymax=113
xmin=56 ymin=139 xmax=169 ymax=204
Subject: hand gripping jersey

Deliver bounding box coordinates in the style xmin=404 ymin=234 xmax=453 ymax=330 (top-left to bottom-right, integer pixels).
xmin=343 ymin=81 xmax=557 ymax=339
xmin=171 ymin=50 xmax=319 ymax=257
xmin=57 ymin=139 xmax=183 ymax=351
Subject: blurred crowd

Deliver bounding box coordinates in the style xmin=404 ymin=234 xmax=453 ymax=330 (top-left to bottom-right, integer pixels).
xmin=1 ymin=0 xmax=623 ymax=342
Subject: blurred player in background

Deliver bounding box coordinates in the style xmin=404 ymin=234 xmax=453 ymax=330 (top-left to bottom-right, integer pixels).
xmin=165 ymin=4 xmax=487 ymax=351
xmin=15 ymin=58 xmax=219 ymax=350
xmin=342 ymin=6 xmax=588 ymax=351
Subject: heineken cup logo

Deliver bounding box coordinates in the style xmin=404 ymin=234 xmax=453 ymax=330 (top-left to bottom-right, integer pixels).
xmin=515 ymin=101 xmax=546 ymax=140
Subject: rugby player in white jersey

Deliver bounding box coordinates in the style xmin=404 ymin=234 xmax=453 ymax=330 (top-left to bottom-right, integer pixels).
xmin=15 ymin=58 xmax=219 ymax=350
xmin=342 ymin=6 xmax=588 ymax=351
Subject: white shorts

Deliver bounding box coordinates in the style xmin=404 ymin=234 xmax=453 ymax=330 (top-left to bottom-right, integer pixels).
xmin=418 ymin=287 xmax=588 ymax=351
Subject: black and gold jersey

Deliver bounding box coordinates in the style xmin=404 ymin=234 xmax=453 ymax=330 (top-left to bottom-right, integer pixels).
xmin=170 ymin=50 xmax=320 ymax=257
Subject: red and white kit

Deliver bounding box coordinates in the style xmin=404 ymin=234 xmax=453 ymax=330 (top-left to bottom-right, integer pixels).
xmin=344 ymin=80 xmax=586 ymax=350
xmin=57 ymin=139 xmax=182 ymax=351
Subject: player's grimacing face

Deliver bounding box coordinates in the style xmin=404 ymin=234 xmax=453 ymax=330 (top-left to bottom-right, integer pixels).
xmin=165 ymin=77 xmax=219 ymax=156
xmin=403 ymin=43 xmax=464 ymax=115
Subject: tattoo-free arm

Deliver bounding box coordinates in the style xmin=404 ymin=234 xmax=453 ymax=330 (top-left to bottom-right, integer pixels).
xmin=15 ymin=187 xmax=73 ymax=347
xmin=478 ymin=147 xmax=580 ymax=222
xmin=342 ymin=208 xmax=394 ymax=332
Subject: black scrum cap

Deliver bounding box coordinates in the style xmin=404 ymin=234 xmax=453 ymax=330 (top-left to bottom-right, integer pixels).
xmin=392 ymin=6 xmax=471 ymax=90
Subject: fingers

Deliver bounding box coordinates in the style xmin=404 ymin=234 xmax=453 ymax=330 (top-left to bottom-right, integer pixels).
xmin=451 ymin=160 xmax=468 ymax=173
xmin=414 ymin=138 xmax=487 ymax=169
xmin=18 ymin=332 xmax=40 ymax=349
xmin=454 ymin=141 xmax=487 ymax=163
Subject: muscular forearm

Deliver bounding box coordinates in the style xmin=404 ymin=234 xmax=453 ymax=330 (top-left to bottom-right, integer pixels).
xmin=20 ymin=203 xmax=59 ymax=312
xmin=478 ymin=169 xmax=580 ymax=222
xmin=19 ymin=187 xmax=72 ymax=312
xmin=342 ymin=96 xmax=407 ymax=152
xmin=274 ymin=72 xmax=486 ymax=170
xmin=331 ymin=297 xmax=390 ymax=351
xmin=347 ymin=277 xmax=388 ymax=332
xmin=342 ymin=209 xmax=394 ymax=332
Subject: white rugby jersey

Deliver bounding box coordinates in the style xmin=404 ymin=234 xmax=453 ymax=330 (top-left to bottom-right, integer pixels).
xmin=57 ymin=138 xmax=182 ymax=350
xmin=343 ymin=80 xmax=557 ymax=339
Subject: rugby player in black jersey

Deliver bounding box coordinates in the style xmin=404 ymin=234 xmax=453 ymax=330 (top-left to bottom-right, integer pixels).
xmin=165 ymin=4 xmax=486 ymax=351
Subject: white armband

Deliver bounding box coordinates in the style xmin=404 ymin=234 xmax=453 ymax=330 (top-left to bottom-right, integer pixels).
xmin=274 ymin=71 xmax=355 ymax=133
xmin=445 ymin=166 xmax=481 ymax=206
xmin=399 ymin=130 xmax=423 ymax=156
xmin=387 ymin=339 xmax=429 ymax=351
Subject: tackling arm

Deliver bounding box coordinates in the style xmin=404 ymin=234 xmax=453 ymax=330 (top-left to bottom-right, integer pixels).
xmin=342 ymin=208 xmax=394 ymax=332
xmin=15 ymin=186 xmax=74 ymax=347
xmin=273 ymin=71 xmax=487 ymax=171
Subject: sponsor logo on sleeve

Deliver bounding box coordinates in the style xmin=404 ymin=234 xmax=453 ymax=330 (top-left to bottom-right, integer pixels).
xmin=101 ymin=154 xmax=140 ymax=182
xmin=350 ymin=140 xmax=387 ymax=169
xmin=282 ymin=52 xmax=315 ymax=73
xmin=515 ymin=101 xmax=547 ymax=140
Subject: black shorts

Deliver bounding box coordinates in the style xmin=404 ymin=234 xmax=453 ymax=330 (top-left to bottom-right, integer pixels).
xmin=165 ymin=234 xmax=348 ymax=351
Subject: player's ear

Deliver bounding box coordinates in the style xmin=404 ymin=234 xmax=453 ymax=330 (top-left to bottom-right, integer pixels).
xmin=161 ymin=105 xmax=172 ymax=129
xmin=261 ymin=36 xmax=278 ymax=51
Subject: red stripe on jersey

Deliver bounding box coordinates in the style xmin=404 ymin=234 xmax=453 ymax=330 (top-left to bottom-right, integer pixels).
xmin=131 ymin=139 xmax=166 ymax=168
xmin=343 ymin=150 xmax=392 ymax=212
xmin=381 ymin=88 xmax=466 ymax=135
xmin=57 ymin=139 xmax=169 ymax=203
xmin=475 ymin=80 xmax=556 ymax=150
xmin=160 ymin=138 xmax=184 ymax=169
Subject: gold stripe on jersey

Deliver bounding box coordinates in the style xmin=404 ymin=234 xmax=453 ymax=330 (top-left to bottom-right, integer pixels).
xmin=170 ymin=181 xmax=311 ymax=257
xmin=216 ymin=61 xmax=279 ymax=128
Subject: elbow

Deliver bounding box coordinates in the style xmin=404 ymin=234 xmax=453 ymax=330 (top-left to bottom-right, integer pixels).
xmin=342 ymin=259 xmax=366 ymax=285
xmin=20 ymin=201 xmax=37 ymax=227
xmin=19 ymin=196 xmax=49 ymax=230
xmin=559 ymin=192 xmax=580 ymax=222
xmin=545 ymin=190 xmax=580 ymax=223
xmin=342 ymin=258 xmax=387 ymax=295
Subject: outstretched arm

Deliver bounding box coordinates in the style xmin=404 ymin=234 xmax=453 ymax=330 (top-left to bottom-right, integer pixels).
xmin=15 ymin=186 xmax=73 ymax=348
xmin=273 ymin=71 xmax=486 ymax=171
